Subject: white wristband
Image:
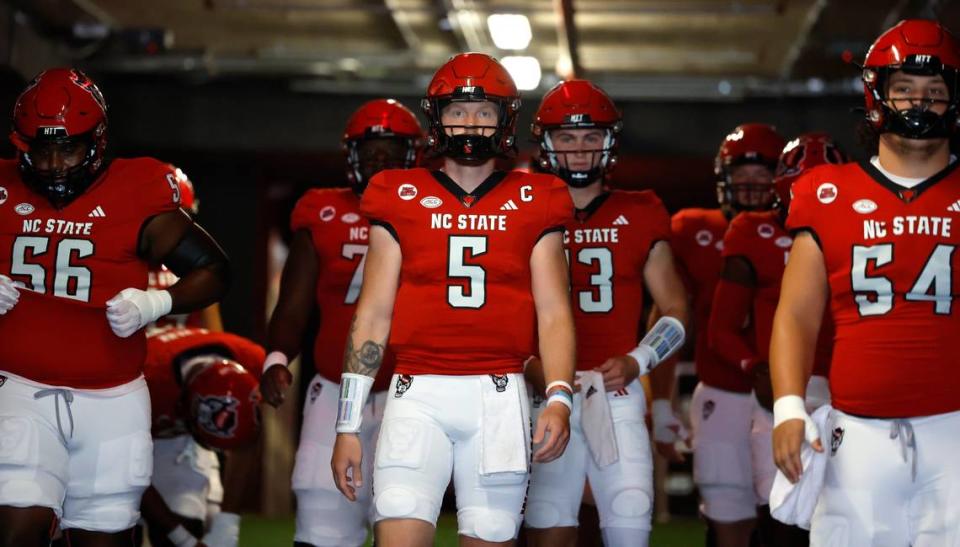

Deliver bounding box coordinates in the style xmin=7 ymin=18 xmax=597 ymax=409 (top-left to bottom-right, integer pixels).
xmin=167 ymin=525 xmax=198 ymax=547
xmin=629 ymin=316 xmax=685 ymax=374
xmin=772 ymin=395 xmax=809 ymax=428
xmin=262 ymin=351 xmax=289 ymax=374
xmin=547 ymin=390 xmax=573 ymax=411
xmin=545 ymin=380 xmax=573 ymax=394
xmin=336 ymin=373 xmax=375 ymax=433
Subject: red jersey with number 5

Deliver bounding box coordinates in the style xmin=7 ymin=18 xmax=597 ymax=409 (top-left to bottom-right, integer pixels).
xmin=145 ymin=327 xmax=265 ymax=437
xmin=361 ymin=168 xmax=573 ymax=375
xmin=718 ymin=211 xmax=832 ymax=375
xmin=787 ymin=161 xmax=960 ymax=417
xmin=291 ymin=187 xmax=391 ymax=391
xmin=0 ymin=157 xmax=181 ymax=388
xmin=566 ymin=190 xmax=671 ymax=370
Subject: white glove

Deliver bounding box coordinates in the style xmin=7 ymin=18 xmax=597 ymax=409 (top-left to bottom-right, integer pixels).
xmin=105 ymin=288 xmax=172 ymax=338
xmin=0 ymin=275 xmax=19 ymax=315
xmin=202 ymin=512 xmax=240 ymax=547
xmin=167 ymin=524 xmax=199 ymax=547
xmin=651 ymin=399 xmax=689 ymax=444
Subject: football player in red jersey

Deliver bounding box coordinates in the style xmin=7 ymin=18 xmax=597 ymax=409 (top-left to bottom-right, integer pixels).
xmin=258 ymin=98 xmax=423 ymax=547
xmin=708 ymin=133 xmax=846 ymax=546
xmin=0 ymin=69 xmax=228 ymax=547
xmin=659 ymin=123 xmax=784 ymax=547
xmin=139 ymin=327 xmax=263 ymax=547
xmin=330 ymin=53 xmax=576 ymax=547
xmin=522 ymin=80 xmax=688 ymax=547
xmin=772 ymin=20 xmax=960 ymax=544
xmin=148 ymin=166 xmax=223 ymax=333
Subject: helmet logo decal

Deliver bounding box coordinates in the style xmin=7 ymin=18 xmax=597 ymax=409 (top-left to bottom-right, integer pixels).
xmin=196 ymin=395 xmax=239 ymax=438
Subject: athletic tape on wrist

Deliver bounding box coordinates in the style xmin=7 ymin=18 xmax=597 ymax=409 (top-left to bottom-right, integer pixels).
xmin=336 ymin=373 xmax=375 ymax=433
xmin=262 ymin=351 xmax=289 ymax=374
xmin=773 ymin=395 xmax=809 ymax=428
xmin=545 ymin=380 xmax=573 ymax=395
xmin=629 ymin=316 xmax=685 ymax=374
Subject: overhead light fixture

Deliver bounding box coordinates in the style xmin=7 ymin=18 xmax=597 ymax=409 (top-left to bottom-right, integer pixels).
xmin=487 ymin=13 xmax=532 ymax=50
xmin=502 ymin=56 xmax=541 ymax=91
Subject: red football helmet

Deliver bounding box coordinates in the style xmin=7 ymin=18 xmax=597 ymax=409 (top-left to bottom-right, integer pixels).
xmin=342 ymin=99 xmax=423 ymax=194
xmin=715 ymin=123 xmax=785 ymax=212
xmin=10 ymin=68 xmax=108 ymax=205
xmin=421 ymin=53 xmax=521 ymax=161
xmin=167 ymin=165 xmax=197 ymax=214
xmin=862 ymin=20 xmax=960 ymax=139
xmin=184 ymin=358 xmax=261 ymax=450
xmin=774 ymin=132 xmax=848 ymax=209
xmin=532 ymin=80 xmax=622 ymax=187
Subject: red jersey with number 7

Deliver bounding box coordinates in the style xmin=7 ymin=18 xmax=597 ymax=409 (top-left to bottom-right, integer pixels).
xmin=565 ymin=190 xmax=671 ymax=371
xmin=291 ymin=187 xmax=392 ymax=391
xmin=787 ymin=161 xmax=960 ymax=418
xmin=0 ymin=157 xmax=181 ymax=388
xmin=361 ymin=168 xmax=573 ymax=376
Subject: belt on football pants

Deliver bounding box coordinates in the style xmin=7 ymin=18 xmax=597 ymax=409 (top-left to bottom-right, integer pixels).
xmin=34 ymin=388 xmax=75 ymax=445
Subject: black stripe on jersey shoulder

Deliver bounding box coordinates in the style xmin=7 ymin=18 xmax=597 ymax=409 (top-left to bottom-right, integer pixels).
xmin=369 ymin=219 xmax=399 ymax=243
xmin=788 ymin=227 xmax=821 ymax=249
xmin=859 ymin=158 xmax=960 ymax=203
xmin=574 ymin=191 xmax=611 ymax=222
xmin=430 ymin=169 xmax=508 ymax=207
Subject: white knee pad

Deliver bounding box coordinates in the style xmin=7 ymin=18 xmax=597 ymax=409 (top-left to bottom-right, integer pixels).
xmin=458 ymin=507 xmax=519 ymax=542
xmin=602 ymin=526 xmax=650 ymax=547
xmin=698 ymin=485 xmax=758 ymax=523
xmin=374 ymin=486 xmax=423 ymax=520
xmin=524 ymin=500 xmax=565 ymax=529
xmin=0 ymin=415 xmax=67 ymax=514
xmin=604 ymin=487 xmax=653 ymax=528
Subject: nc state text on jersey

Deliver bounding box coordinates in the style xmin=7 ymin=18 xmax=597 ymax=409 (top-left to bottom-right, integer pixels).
xmin=21 ymin=218 xmax=94 ymax=236
xmin=862 ymin=216 xmax=952 ymax=240
xmin=430 ymin=213 xmax=508 ymax=231
xmin=563 ymin=228 xmax=619 ymax=244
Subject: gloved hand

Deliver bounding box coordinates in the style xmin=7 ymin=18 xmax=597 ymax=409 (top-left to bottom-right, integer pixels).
xmin=106 ymin=288 xmax=172 ymax=337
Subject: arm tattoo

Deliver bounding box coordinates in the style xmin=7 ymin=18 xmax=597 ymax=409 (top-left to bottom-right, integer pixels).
xmin=343 ymin=315 xmax=386 ymax=377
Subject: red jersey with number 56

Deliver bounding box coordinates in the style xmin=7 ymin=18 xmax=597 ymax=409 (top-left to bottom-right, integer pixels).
xmin=0 ymin=158 xmax=181 ymax=388
xmin=291 ymin=187 xmax=391 ymax=391
xmin=566 ymin=190 xmax=671 ymax=370
xmin=361 ymin=168 xmax=573 ymax=375
xmin=787 ymin=161 xmax=960 ymax=417
xmin=145 ymin=327 xmax=265 ymax=437
xmin=718 ymin=211 xmax=832 ymax=375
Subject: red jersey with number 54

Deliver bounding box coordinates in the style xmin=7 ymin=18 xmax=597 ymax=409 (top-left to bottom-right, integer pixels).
xmin=145 ymin=327 xmax=265 ymax=437
xmin=291 ymin=187 xmax=391 ymax=391
xmin=787 ymin=161 xmax=960 ymax=417
xmin=361 ymin=168 xmax=573 ymax=376
xmin=0 ymin=158 xmax=181 ymax=388
xmin=566 ymin=190 xmax=671 ymax=370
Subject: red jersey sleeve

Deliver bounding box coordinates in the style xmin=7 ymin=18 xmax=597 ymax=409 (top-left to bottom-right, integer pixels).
xmin=541 ymin=176 xmax=574 ymax=236
xmin=139 ymin=159 xmax=183 ymax=218
xmin=722 ymin=213 xmax=754 ymax=258
xmin=785 ymin=170 xmax=824 ymax=240
xmin=359 ymin=170 xmax=396 ymax=236
xmin=638 ymin=191 xmax=671 ymax=243
xmin=290 ymin=190 xmax=322 ymax=232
